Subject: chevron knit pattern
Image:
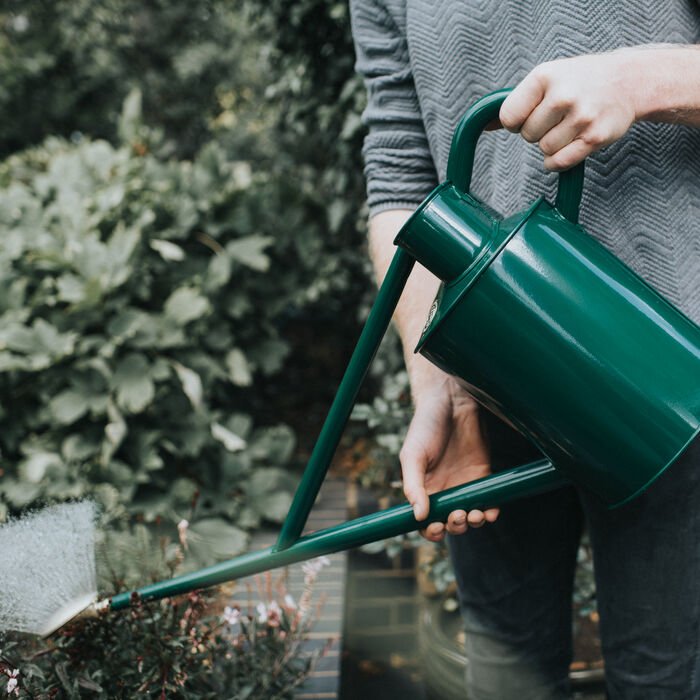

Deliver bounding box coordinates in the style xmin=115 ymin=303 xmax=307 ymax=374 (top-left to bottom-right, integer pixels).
xmin=350 ymin=0 xmax=700 ymax=322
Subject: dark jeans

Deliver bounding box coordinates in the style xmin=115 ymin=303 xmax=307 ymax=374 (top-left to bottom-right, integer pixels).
xmin=447 ymin=411 xmax=700 ymax=700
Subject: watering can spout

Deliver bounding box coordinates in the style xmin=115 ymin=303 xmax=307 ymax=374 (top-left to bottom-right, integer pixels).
xmin=109 ymin=459 xmax=566 ymax=611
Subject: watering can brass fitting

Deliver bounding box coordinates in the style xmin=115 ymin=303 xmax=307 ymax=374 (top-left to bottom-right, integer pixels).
xmin=102 ymin=89 xmax=700 ymax=616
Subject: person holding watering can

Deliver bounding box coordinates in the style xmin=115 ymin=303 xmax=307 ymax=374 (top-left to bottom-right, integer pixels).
xmin=350 ymin=2 xmax=700 ymax=698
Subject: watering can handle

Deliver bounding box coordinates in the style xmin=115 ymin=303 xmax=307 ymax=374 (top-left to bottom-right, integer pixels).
xmin=446 ymin=88 xmax=585 ymax=225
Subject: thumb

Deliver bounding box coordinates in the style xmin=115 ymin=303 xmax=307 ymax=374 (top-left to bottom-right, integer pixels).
xmin=400 ymin=439 xmax=430 ymax=522
xmin=400 ymin=396 xmax=451 ymax=522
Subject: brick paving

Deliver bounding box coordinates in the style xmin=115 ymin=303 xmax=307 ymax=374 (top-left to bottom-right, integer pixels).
xmin=231 ymin=478 xmax=347 ymax=700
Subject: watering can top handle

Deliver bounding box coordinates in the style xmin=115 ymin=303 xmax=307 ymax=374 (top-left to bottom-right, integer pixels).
xmin=446 ymin=87 xmax=585 ymax=225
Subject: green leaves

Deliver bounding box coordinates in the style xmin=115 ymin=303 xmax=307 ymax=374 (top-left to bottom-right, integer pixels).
xmin=244 ymin=467 xmax=296 ymax=524
xmin=186 ymin=517 xmax=248 ymax=569
xmin=0 ymin=7 xmax=369 ymax=559
xmin=0 ymin=131 xmax=314 ymax=537
xmin=226 ymin=348 xmax=252 ymax=386
xmin=164 ymin=287 xmax=211 ymax=325
xmin=18 ymin=451 xmax=62 ymax=483
xmin=211 ymin=422 xmax=247 ymax=452
xmin=49 ymin=389 xmax=89 ymax=425
xmin=172 ymin=361 xmax=203 ymax=408
xmin=0 ymin=318 xmax=76 ymax=371
xmin=112 ymin=353 xmax=155 ymax=414
xmin=150 ymin=239 xmax=185 ymax=262
xmin=226 ymin=235 xmax=274 ymax=272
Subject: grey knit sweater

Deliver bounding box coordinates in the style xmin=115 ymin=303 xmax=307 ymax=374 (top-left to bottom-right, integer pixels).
xmin=349 ymin=0 xmax=700 ymax=323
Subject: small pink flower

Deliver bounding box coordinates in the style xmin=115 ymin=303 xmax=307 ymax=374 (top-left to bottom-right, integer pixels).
xmin=6 ymin=669 xmax=19 ymax=696
xmin=302 ymin=555 xmax=331 ymax=584
xmin=298 ymin=589 xmax=312 ymax=616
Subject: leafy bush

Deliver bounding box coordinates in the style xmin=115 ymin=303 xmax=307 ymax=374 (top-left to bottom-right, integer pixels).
xmin=0 ymin=0 xmax=375 ymax=533
xmin=0 ymin=1 xmax=262 ymax=159
xmin=250 ymin=0 xmax=371 ymax=304
xmin=0 ymin=127 xmax=309 ymax=533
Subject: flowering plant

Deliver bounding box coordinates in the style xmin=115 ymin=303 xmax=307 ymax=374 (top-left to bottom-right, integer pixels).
xmin=0 ymin=524 xmax=330 ymax=699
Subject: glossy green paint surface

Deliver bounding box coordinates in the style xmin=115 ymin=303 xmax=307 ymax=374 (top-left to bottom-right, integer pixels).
xmin=398 ymin=89 xmax=700 ymax=506
xmin=417 ymin=198 xmax=700 ymax=505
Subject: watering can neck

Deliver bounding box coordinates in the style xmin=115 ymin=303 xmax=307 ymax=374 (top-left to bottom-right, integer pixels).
xmin=393 ymin=183 xmax=496 ymax=282
xmin=394 ymin=182 xmax=545 ymax=284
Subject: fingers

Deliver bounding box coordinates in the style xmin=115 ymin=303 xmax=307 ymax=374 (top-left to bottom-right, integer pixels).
xmin=543 ymin=137 xmax=592 ymax=171
xmin=538 ymin=117 xmax=581 ymax=156
xmin=484 ymin=507 xmax=500 ymax=523
xmin=400 ymin=399 xmax=448 ymax=522
xmin=500 ymin=59 xmax=629 ymax=172
xmin=518 ymin=100 xmax=566 ymax=144
xmin=423 ymin=506 xmax=502 ymax=541
xmin=500 ymin=69 xmax=546 ymax=133
xmin=446 ymin=509 xmax=468 ymax=535
xmin=421 ymin=521 xmax=446 ymax=542
xmin=500 ymin=74 xmax=587 ymax=170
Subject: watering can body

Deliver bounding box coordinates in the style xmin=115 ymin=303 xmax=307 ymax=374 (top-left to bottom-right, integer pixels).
xmin=396 ymin=89 xmax=700 ymax=506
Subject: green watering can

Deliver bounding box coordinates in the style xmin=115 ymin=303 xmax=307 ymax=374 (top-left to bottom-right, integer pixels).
xmin=108 ymin=88 xmax=700 ymax=612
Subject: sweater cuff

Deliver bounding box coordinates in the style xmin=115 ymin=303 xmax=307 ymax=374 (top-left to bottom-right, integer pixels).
xmin=368 ymin=198 xmax=425 ymax=219
xmin=363 ymin=128 xmax=438 ymax=217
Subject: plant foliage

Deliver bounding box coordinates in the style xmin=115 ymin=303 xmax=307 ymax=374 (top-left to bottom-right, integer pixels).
xmin=0 ymin=127 xmax=306 ymax=532
xmin=0 ymin=0 xmax=261 ymax=159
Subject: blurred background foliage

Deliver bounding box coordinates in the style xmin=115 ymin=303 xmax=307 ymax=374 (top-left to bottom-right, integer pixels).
xmin=0 ymin=5 xmax=598 ymax=683
xmin=0 ymin=0 xmax=395 ymax=557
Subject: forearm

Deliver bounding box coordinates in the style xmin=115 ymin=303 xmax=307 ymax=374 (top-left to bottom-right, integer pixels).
xmin=368 ymin=209 xmax=452 ymax=399
xmin=368 ymin=209 xmax=493 ymax=532
xmin=622 ymin=44 xmax=700 ymax=125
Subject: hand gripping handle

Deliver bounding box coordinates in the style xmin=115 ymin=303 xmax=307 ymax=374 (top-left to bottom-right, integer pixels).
xmin=446 ymin=88 xmax=585 ymax=224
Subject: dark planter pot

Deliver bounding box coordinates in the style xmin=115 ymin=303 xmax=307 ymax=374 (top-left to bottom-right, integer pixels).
xmin=418 ymin=597 xmax=606 ymax=700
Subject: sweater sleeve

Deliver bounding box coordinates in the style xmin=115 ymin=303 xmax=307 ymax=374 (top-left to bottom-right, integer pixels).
xmin=349 ymin=0 xmax=438 ymax=216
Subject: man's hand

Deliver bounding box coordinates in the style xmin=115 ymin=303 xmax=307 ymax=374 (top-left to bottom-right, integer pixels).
xmin=401 ymin=375 xmax=499 ymax=542
xmin=499 ymin=45 xmax=700 ymax=171
xmin=499 ymin=52 xmax=639 ymax=171
xmin=368 ymin=210 xmax=499 ymax=541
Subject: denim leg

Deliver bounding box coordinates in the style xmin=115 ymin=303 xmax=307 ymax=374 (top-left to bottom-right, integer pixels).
xmin=447 ymin=413 xmax=583 ymax=700
xmin=582 ymin=435 xmax=700 ymax=699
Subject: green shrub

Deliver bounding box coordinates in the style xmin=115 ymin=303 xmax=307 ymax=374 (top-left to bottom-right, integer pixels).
xmin=0 ymin=0 xmax=259 ymax=159
xmin=0 ymin=0 xmax=375 ymax=537
xmin=0 ymin=130 xmax=308 ymax=534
